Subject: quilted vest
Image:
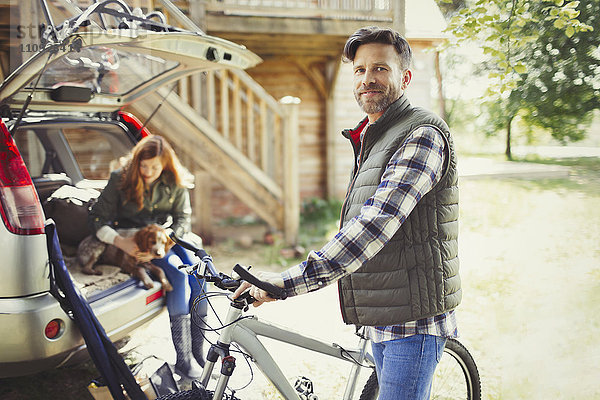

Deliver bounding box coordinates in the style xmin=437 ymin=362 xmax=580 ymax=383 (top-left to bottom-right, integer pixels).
xmin=338 ymin=95 xmax=461 ymax=326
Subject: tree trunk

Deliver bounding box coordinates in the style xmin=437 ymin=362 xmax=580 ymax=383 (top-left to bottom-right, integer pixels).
xmin=435 ymin=51 xmax=447 ymax=121
xmin=505 ymin=117 xmax=513 ymax=160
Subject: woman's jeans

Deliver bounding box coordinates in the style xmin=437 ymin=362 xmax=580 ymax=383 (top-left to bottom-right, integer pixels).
xmin=152 ymin=244 xmax=207 ymax=317
xmin=371 ymin=334 xmax=447 ymax=400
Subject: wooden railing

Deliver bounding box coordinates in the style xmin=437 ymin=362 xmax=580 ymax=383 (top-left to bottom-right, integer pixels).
xmin=171 ymin=69 xmax=288 ymax=192
xmin=129 ymin=82 xmax=300 ymax=243
xmin=202 ymin=0 xmax=393 ymax=21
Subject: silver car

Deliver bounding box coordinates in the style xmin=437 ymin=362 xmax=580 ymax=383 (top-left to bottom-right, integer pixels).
xmin=0 ymin=5 xmax=259 ymax=378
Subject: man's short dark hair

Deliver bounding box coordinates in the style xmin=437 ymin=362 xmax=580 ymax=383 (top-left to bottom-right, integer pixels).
xmin=342 ymin=26 xmax=412 ymax=70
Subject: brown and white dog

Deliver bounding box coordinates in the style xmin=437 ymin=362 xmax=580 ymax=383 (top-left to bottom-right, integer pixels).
xmin=76 ymin=224 xmax=174 ymax=291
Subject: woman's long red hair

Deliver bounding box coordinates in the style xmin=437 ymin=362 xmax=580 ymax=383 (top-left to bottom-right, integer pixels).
xmin=119 ymin=135 xmax=186 ymax=209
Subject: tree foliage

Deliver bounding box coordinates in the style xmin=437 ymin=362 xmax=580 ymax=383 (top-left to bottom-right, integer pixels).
xmin=439 ymin=0 xmax=598 ymax=158
xmin=518 ymin=1 xmax=600 ymax=143
xmin=436 ymin=0 xmax=466 ymax=18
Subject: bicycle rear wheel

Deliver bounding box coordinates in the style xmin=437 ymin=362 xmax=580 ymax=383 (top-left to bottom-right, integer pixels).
xmin=432 ymin=338 xmax=481 ymax=400
xmin=357 ymin=370 xmax=378 ymax=400
xmin=358 ymin=338 xmax=480 ymax=400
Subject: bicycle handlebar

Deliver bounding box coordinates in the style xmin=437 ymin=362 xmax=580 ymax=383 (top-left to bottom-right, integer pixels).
xmin=233 ymin=264 xmax=287 ymax=300
xmin=169 ymin=232 xmax=287 ymax=300
xmin=169 ymin=232 xmax=209 ymax=259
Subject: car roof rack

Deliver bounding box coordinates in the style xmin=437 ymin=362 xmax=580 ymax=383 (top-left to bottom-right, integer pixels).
xmin=39 ymin=0 xmax=195 ymax=49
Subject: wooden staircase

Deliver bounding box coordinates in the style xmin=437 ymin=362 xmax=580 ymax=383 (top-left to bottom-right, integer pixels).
xmin=129 ymin=70 xmax=300 ymax=244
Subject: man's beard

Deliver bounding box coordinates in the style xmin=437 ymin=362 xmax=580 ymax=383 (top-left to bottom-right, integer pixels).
xmin=354 ymin=84 xmax=401 ymax=115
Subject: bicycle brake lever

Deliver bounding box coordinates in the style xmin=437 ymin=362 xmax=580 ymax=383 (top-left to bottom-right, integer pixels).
xmin=177 ymin=263 xmax=198 ymax=275
xmin=220 ymin=278 xmax=240 ymax=290
xmin=229 ymin=291 xmax=252 ymax=311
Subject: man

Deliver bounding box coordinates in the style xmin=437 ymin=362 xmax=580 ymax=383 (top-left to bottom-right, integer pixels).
xmin=234 ymin=26 xmax=461 ymax=399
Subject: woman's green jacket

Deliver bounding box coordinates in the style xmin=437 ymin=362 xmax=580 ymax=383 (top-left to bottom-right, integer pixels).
xmin=89 ymin=170 xmax=192 ymax=237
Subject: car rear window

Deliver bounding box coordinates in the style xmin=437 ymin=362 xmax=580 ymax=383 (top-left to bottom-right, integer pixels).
xmin=15 ymin=123 xmax=132 ymax=182
xmin=62 ymin=126 xmax=131 ymax=180
xmin=28 ymin=46 xmax=179 ymax=96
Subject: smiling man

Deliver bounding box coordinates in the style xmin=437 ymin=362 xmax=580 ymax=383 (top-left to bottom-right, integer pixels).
xmin=234 ymin=26 xmax=462 ymax=399
xmin=352 ymin=37 xmax=411 ymax=122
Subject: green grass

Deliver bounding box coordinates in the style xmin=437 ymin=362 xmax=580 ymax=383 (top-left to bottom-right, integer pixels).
xmin=512 ymin=156 xmax=600 ymax=195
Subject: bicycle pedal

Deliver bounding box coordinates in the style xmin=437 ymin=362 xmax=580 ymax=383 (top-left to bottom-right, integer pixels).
xmin=294 ymin=376 xmax=318 ymax=400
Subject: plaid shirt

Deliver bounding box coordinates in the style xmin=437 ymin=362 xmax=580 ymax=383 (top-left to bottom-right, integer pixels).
xmin=281 ymin=125 xmax=458 ymax=342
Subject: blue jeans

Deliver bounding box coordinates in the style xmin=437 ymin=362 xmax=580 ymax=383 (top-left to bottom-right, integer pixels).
xmin=371 ymin=334 xmax=447 ymax=400
xmin=152 ymin=244 xmax=207 ymax=317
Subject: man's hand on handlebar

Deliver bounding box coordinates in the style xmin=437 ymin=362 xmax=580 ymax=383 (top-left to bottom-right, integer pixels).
xmin=232 ymin=271 xmax=285 ymax=307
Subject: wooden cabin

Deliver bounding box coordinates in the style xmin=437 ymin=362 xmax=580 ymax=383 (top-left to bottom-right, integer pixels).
xmin=0 ymin=0 xmax=448 ymax=244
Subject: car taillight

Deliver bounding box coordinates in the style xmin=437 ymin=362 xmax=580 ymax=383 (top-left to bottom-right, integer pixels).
xmin=0 ymin=120 xmax=45 ymax=235
xmin=118 ymin=111 xmax=151 ymax=138
xmin=45 ymin=319 xmax=63 ymax=339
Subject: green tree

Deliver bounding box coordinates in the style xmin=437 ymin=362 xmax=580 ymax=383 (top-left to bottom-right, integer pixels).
xmin=441 ymin=0 xmax=596 ymax=159
xmin=436 ymin=0 xmax=466 ymax=18
xmin=518 ymin=1 xmax=600 ymax=147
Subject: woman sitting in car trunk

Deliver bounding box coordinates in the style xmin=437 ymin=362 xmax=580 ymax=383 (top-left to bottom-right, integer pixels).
xmin=89 ymin=134 xmax=207 ymax=380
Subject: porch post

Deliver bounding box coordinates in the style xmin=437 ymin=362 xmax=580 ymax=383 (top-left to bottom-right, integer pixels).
xmin=188 ymin=0 xmax=207 ymax=32
xmin=325 ymin=58 xmax=342 ymax=200
xmin=280 ymin=96 xmax=301 ymax=245
xmin=393 ymin=0 xmax=406 ymax=36
xmin=193 ymin=170 xmax=214 ymax=245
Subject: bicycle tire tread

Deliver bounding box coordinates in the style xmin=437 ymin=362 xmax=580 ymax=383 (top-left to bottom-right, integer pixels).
xmin=156 ymin=387 xmax=211 ymax=400
xmin=358 ymin=370 xmax=378 ymax=400
xmin=445 ymin=338 xmax=481 ymax=400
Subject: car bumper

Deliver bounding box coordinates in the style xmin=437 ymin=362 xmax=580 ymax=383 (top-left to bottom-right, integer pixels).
xmin=0 ymin=279 xmax=165 ymax=378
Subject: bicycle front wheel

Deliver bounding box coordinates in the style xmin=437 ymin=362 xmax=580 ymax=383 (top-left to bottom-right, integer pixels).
xmin=358 ymin=338 xmax=480 ymax=400
xmin=155 ymin=387 xmax=211 ymax=400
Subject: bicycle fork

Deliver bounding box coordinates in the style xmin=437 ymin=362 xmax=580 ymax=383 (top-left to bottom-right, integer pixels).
xmin=199 ymin=302 xmax=244 ymax=400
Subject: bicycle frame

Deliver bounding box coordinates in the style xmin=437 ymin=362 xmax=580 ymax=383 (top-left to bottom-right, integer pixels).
xmin=168 ymin=235 xmax=480 ymax=400
xmin=198 ymin=299 xmax=375 ymax=400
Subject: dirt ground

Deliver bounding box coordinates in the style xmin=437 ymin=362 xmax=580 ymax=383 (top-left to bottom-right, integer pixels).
xmin=1 ymin=157 xmax=599 ymax=399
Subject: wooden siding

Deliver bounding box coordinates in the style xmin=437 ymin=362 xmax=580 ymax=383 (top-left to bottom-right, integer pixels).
xmin=242 ymin=58 xmax=327 ymax=200
xmin=329 ymin=61 xmax=361 ymax=199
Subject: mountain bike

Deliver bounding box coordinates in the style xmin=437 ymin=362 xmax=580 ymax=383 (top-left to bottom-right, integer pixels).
xmin=157 ymin=234 xmax=481 ymax=400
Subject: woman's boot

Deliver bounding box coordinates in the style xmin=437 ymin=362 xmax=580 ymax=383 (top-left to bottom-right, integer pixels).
xmin=191 ymin=316 xmax=207 ymax=367
xmin=170 ymin=314 xmax=203 ymax=379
